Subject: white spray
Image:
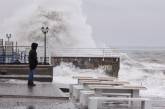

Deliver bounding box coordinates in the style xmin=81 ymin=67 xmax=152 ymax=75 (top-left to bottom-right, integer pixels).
xmin=1 ymin=0 xmax=96 ymax=55
xmin=119 ymin=54 xmax=165 ymax=98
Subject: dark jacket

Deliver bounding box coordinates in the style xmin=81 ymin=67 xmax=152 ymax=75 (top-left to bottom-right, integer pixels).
xmin=28 ymin=43 xmax=38 ymax=70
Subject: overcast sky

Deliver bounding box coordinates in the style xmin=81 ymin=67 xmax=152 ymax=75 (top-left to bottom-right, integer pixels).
xmin=0 ymin=0 xmax=165 ymax=47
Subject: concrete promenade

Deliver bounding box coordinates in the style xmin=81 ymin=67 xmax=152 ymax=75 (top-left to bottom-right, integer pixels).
xmin=0 ymin=81 xmax=68 ymax=98
xmin=0 ymin=80 xmax=76 ymax=109
xmin=0 ymin=97 xmax=77 ymax=109
xmin=0 ymin=80 xmax=165 ymax=109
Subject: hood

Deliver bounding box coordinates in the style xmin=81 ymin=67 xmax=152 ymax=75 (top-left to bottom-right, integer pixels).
xmin=31 ymin=43 xmax=38 ymax=50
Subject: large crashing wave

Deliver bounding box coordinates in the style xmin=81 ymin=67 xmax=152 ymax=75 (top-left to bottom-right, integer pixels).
xmin=2 ymin=0 xmax=96 ymax=55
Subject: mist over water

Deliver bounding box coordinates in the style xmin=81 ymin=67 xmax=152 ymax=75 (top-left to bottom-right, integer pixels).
xmin=2 ymin=0 xmax=96 ymax=55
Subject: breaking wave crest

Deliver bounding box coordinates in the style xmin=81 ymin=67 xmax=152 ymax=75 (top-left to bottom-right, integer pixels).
xmin=2 ymin=0 xmax=96 ymax=55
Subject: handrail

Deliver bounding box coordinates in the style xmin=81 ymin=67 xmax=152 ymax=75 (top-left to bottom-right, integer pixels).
xmin=53 ymin=48 xmax=121 ymax=57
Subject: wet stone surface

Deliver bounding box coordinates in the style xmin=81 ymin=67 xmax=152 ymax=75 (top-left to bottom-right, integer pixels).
xmin=0 ymin=82 xmax=67 ymax=98
xmin=0 ymin=81 xmax=164 ymax=109
xmin=0 ymin=98 xmax=77 ymax=109
xmin=0 ymin=97 xmax=165 ymax=109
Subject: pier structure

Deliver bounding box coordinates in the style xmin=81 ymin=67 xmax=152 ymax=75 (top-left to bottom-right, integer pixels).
xmin=51 ymin=48 xmax=120 ymax=78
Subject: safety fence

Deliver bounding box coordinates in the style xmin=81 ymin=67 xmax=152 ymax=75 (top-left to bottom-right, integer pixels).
xmin=0 ymin=46 xmax=122 ymax=64
xmin=53 ymin=48 xmax=121 ymax=57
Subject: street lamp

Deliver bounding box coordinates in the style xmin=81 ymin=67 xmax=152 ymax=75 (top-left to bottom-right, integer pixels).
xmin=41 ymin=26 xmax=49 ymax=64
xmin=6 ymin=34 xmax=12 ymax=42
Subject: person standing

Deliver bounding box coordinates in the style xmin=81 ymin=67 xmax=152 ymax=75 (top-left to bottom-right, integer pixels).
xmin=28 ymin=43 xmax=38 ymax=86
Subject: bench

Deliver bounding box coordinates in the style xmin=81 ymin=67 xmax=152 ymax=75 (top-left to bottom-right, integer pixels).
xmin=79 ymin=79 xmax=100 ymax=83
xmin=97 ymin=76 xmax=116 ymax=80
xmin=73 ymin=76 xmax=115 ymax=80
xmin=88 ymin=85 xmax=146 ymax=98
xmin=72 ymin=76 xmax=94 ymax=79
xmin=101 ymin=80 xmax=130 ymax=84
xmin=88 ymin=97 xmax=151 ymax=109
xmin=102 ymin=93 xmax=131 ymax=97
xmin=80 ymin=91 xmax=131 ymax=109
xmin=71 ymin=83 xmax=119 ymax=102
xmin=78 ymin=78 xmax=115 ymax=83
xmin=78 ymin=78 xmax=102 ymax=83
xmin=71 ymin=82 xmax=135 ymax=102
xmin=72 ymin=84 xmax=137 ymax=104
xmin=78 ymin=78 xmax=130 ymax=84
xmin=81 ymin=81 xmax=127 ymax=86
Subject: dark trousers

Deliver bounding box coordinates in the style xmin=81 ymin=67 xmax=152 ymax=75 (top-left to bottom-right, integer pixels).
xmin=28 ymin=69 xmax=36 ymax=81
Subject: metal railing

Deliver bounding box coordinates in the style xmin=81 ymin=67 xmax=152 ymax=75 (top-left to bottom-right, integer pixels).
xmin=0 ymin=46 xmax=123 ymax=64
xmin=0 ymin=45 xmax=50 ymax=64
xmin=53 ymin=48 xmax=121 ymax=57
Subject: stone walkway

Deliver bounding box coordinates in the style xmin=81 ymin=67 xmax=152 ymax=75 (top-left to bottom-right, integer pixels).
xmin=0 ymin=81 xmax=165 ymax=109
xmin=0 ymin=82 xmax=68 ymax=98
xmin=0 ymin=97 xmax=164 ymax=109
xmin=0 ymin=98 xmax=76 ymax=109
xmin=0 ymin=80 xmax=76 ymax=109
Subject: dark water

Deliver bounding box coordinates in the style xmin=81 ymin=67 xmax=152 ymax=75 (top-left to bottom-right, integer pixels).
xmin=123 ymin=49 xmax=165 ymax=64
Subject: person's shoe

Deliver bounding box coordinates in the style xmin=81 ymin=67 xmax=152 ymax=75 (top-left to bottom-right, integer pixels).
xmin=29 ymin=83 xmax=36 ymax=87
xmin=28 ymin=81 xmax=36 ymax=87
xmin=28 ymin=83 xmax=36 ymax=87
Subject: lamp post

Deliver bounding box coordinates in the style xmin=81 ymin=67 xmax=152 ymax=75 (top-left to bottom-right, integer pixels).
xmin=6 ymin=34 xmax=12 ymax=63
xmin=6 ymin=34 xmax=11 ymax=42
xmin=41 ymin=26 xmax=49 ymax=64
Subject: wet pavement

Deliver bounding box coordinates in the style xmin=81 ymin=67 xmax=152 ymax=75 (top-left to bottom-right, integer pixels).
xmin=0 ymin=82 xmax=68 ymax=98
xmin=0 ymin=98 xmax=76 ymax=109
xmin=0 ymin=81 xmax=164 ymax=109
xmin=0 ymin=81 xmax=76 ymax=109
xmin=0 ymin=97 xmax=164 ymax=109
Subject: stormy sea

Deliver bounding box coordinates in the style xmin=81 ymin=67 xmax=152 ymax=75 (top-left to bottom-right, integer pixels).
xmin=54 ymin=47 xmax=165 ymax=98
xmin=53 ymin=47 xmax=165 ymax=109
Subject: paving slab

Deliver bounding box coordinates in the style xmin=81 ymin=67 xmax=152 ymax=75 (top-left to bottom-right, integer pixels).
xmin=0 ymin=82 xmax=68 ymax=98
xmin=0 ymin=97 xmax=164 ymax=109
xmin=0 ymin=98 xmax=77 ymax=109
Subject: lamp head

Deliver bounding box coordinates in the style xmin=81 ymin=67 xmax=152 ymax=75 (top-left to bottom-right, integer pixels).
xmin=41 ymin=26 xmax=49 ymax=34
